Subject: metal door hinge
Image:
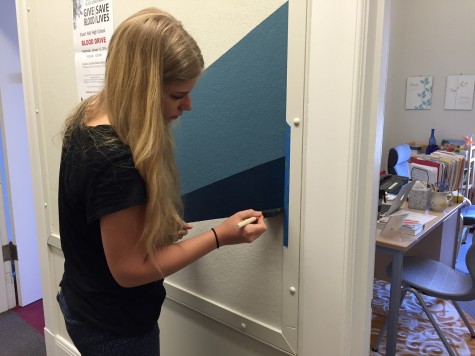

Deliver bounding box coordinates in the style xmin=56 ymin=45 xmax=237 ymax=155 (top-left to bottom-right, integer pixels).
xmin=2 ymin=242 xmax=18 ymax=262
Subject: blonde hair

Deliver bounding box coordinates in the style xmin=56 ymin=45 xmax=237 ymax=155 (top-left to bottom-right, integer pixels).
xmin=63 ymin=8 xmax=204 ymax=256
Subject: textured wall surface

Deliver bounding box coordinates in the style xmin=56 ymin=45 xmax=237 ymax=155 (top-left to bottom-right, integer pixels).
xmin=175 ymin=3 xmax=289 ymax=221
xmin=167 ymin=0 xmax=289 ymax=333
xmin=383 ymin=0 xmax=475 ymax=170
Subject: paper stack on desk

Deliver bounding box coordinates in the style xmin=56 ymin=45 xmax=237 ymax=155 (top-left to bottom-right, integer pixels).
xmin=411 ymin=150 xmax=466 ymax=192
xmin=377 ymin=210 xmax=437 ymax=236
xmin=399 ymin=221 xmax=425 ymax=235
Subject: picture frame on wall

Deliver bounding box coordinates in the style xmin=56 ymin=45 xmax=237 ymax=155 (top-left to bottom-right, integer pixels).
xmin=444 ymin=74 xmax=475 ymax=110
xmin=405 ymin=76 xmax=433 ymax=110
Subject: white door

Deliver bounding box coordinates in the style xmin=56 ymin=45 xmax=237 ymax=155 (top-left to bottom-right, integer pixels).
xmin=0 ymin=178 xmax=16 ymax=313
xmin=0 ymin=1 xmax=42 ymax=308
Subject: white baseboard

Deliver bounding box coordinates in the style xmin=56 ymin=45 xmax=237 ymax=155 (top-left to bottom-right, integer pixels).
xmin=44 ymin=328 xmax=80 ymax=356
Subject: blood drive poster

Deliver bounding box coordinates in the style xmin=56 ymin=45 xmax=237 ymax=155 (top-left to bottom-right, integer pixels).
xmin=72 ymin=0 xmax=113 ymax=100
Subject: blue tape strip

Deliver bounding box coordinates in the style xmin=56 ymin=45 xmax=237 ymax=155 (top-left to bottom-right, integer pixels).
xmin=283 ymin=124 xmax=291 ymax=248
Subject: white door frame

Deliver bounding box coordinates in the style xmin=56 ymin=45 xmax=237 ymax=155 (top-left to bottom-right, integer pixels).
xmin=0 ymin=0 xmax=43 ymax=308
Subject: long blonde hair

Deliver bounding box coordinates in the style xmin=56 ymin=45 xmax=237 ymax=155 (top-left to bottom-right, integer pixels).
xmin=63 ymin=8 xmax=204 ymax=255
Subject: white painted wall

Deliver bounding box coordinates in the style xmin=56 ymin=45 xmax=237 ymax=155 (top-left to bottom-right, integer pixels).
xmin=382 ymin=0 xmax=475 ymax=171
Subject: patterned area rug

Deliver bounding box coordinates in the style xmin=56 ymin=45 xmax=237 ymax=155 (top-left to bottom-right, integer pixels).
xmin=371 ymin=279 xmax=475 ymax=355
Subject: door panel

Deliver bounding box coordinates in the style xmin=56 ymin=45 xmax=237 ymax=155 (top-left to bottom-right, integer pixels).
xmin=0 ymin=180 xmax=16 ymax=312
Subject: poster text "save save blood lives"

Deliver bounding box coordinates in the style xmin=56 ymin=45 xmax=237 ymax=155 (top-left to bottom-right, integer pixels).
xmin=80 ymin=3 xmax=110 ymax=46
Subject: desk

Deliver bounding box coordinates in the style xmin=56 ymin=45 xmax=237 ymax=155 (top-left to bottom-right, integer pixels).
xmin=374 ymin=202 xmax=462 ymax=356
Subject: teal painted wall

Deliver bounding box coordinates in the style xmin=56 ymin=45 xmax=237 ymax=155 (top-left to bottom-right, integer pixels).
xmin=174 ymin=3 xmax=288 ymax=221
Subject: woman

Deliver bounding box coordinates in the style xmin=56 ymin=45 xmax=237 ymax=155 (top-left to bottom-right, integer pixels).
xmin=57 ymin=8 xmax=266 ymax=355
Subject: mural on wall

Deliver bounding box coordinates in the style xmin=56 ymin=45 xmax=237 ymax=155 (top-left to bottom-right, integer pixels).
xmin=174 ymin=3 xmax=289 ymax=241
xmin=405 ymin=76 xmax=433 ymax=110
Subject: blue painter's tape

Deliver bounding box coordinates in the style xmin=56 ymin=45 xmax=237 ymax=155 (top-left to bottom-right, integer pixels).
xmin=283 ymin=124 xmax=291 ymax=248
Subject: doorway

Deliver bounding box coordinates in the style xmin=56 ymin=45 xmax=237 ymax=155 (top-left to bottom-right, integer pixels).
xmin=0 ymin=0 xmax=42 ymax=309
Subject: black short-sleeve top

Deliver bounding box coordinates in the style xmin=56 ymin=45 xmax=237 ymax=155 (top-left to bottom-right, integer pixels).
xmin=58 ymin=125 xmax=165 ymax=336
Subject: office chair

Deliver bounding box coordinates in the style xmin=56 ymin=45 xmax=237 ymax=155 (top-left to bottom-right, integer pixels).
xmin=372 ymin=242 xmax=475 ymax=356
xmin=387 ymin=144 xmax=411 ymax=177
xmin=459 ymin=145 xmax=475 ymax=248
xmin=457 ymin=198 xmax=474 ymax=257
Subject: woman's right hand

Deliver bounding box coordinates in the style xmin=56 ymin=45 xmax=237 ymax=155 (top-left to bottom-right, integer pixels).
xmin=213 ymin=209 xmax=267 ymax=246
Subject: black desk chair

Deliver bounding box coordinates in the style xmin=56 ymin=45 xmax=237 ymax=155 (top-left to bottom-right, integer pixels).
xmin=460 ymin=145 xmax=475 ymax=248
xmin=372 ymin=242 xmax=475 ymax=356
xmin=460 ymin=202 xmax=475 ymax=244
xmin=456 ymin=198 xmax=474 ymax=259
xmin=388 ymin=144 xmax=411 ymax=177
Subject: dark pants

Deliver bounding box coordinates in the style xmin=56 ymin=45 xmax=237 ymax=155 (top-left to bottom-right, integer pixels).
xmin=57 ymin=290 xmax=160 ymax=356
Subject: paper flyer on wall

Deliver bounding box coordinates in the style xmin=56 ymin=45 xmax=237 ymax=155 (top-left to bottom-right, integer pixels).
xmin=72 ymin=0 xmax=113 ymax=101
xmin=444 ymin=75 xmax=475 ymax=110
xmin=405 ymin=76 xmax=433 ymax=110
